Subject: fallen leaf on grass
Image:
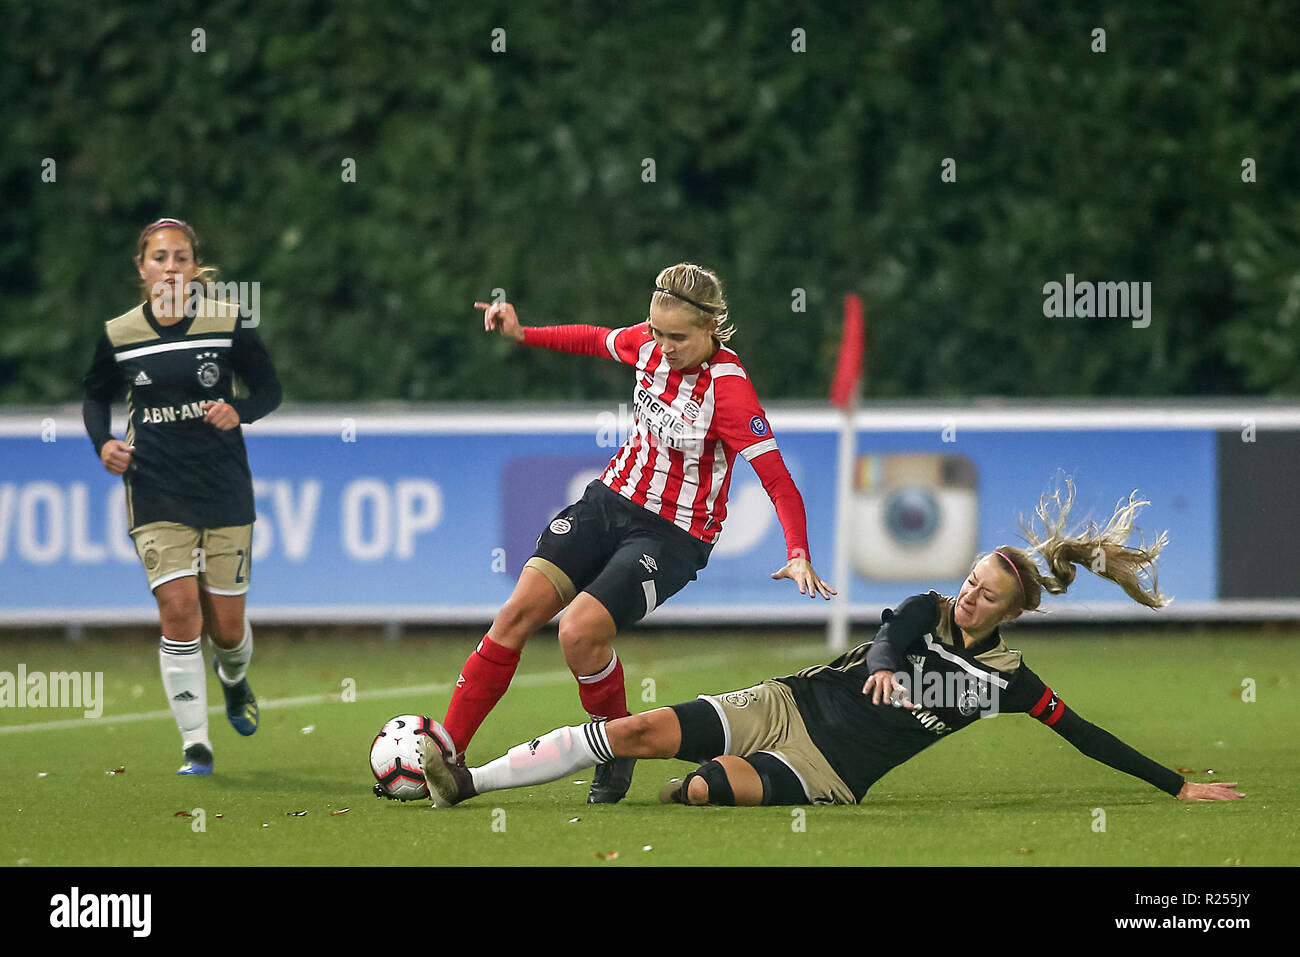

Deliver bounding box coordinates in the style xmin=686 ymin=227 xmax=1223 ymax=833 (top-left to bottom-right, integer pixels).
xmin=330 ymin=808 xmax=350 ymax=816
xmin=1176 ymin=766 xmax=1196 ymax=774
xmin=591 ymin=850 xmax=619 ymax=861
xmin=105 ymin=767 xmax=126 ymax=775
xmin=173 ymin=811 xmax=192 ymax=818
xmin=1016 ymin=848 xmax=1034 ymax=855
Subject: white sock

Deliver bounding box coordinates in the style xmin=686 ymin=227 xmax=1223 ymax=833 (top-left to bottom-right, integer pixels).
xmin=159 ymin=637 xmax=210 ymax=751
xmin=213 ymin=619 xmax=253 ymax=685
xmin=470 ymin=721 xmax=614 ymax=795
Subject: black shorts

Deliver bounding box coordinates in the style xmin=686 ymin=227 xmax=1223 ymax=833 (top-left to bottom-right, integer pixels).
xmin=531 ymin=480 xmax=712 ymax=629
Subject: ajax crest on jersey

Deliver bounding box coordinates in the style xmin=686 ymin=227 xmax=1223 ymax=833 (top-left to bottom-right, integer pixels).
xmin=369 ymin=714 xmax=455 ymax=802
xmin=957 ymin=685 xmax=982 ymax=716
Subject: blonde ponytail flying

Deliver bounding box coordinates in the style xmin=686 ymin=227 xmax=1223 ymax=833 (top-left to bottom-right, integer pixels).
xmin=992 ymin=479 xmax=1171 ymax=612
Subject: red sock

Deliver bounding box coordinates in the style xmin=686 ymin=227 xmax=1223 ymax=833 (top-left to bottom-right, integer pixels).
xmin=576 ymin=650 xmax=630 ymax=721
xmin=442 ymin=635 xmax=520 ymax=754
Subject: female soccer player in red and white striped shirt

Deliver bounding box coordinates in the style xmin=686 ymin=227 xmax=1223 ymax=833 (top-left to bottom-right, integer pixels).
xmin=442 ymin=263 xmax=834 ymax=803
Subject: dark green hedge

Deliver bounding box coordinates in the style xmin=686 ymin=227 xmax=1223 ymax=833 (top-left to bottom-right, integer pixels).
xmin=3 ymin=0 xmax=1297 ymax=403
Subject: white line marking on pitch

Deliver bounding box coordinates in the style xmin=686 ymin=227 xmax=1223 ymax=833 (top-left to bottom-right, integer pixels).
xmin=0 ymin=646 xmax=821 ymax=736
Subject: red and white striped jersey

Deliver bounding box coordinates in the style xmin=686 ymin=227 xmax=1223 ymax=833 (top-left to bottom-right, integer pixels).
xmin=521 ymin=323 xmax=810 ymax=558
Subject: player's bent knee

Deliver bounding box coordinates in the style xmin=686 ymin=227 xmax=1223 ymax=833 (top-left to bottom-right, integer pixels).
xmin=557 ymin=623 xmax=611 ymax=674
xmin=683 ymin=760 xmax=735 ymax=807
xmin=558 ymin=632 xmax=605 ymax=667
xmin=492 ymin=597 xmax=547 ymax=646
xmin=157 ymin=589 xmax=198 ymax=616
xmin=208 ymin=617 xmax=243 ymax=648
xmin=607 ymin=711 xmax=662 ymax=758
xmin=686 ymin=775 xmax=710 ymax=805
xmin=156 ymin=590 xmax=201 ymax=633
xmin=608 ymin=712 xmax=646 ymax=751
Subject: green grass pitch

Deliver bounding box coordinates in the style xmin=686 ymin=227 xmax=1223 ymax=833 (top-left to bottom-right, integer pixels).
xmin=1 ymin=627 xmax=1296 ymax=867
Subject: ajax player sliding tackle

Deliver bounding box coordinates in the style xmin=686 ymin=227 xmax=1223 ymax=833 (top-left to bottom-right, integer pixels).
xmin=422 ymin=485 xmax=1243 ymax=808
xmin=441 ymin=263 xmax=834 ymax=803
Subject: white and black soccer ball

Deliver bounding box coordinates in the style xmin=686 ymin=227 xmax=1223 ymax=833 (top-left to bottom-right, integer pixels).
xmin=369 ymin=714 xmax=454 ymax=802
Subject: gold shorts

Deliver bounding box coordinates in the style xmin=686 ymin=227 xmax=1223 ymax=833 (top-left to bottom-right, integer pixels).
xmin=698 ymin=679 xmax=856 ymax=806
xmin=130 ymin=521 xmax=254 ymax=595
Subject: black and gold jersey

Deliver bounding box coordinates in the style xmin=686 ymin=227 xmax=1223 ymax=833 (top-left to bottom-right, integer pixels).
xmin=82 ymin=298 xmax=281 ymax=531
xmin=775 ymin=591 xmax=1185 ymax=802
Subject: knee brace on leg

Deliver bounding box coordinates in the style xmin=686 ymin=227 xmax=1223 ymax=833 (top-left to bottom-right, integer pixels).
xmin=682 ymin=759 xmax=735 ymax=806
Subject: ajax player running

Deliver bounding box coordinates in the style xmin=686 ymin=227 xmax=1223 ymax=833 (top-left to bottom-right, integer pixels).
xmin=442 ymin=263 xmax=834 ymax=803
xmin=82 ymin=219 xmax=281 ymax=775
xmin=422 ymin=486 xmax=1243 ymax=808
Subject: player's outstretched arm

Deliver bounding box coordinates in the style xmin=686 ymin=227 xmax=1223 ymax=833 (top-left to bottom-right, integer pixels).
xmin=713 ymin=375 xmax=833 ymax=600
xmin=1041 ymin=697 xmax=1242 ymax=801
xmin=477 ymin=300 xmax=636 ymax=361
xmin=1006 ymin=664 xmax=1230 ymax=801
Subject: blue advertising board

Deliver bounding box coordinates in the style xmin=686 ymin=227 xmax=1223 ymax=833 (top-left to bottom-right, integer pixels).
xmin=0 ymin=406 xmax=1257 ymax=624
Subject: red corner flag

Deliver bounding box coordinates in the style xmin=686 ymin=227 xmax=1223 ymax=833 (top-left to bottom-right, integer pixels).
xmin=830 ymin=294 xmax=864 ymax=409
